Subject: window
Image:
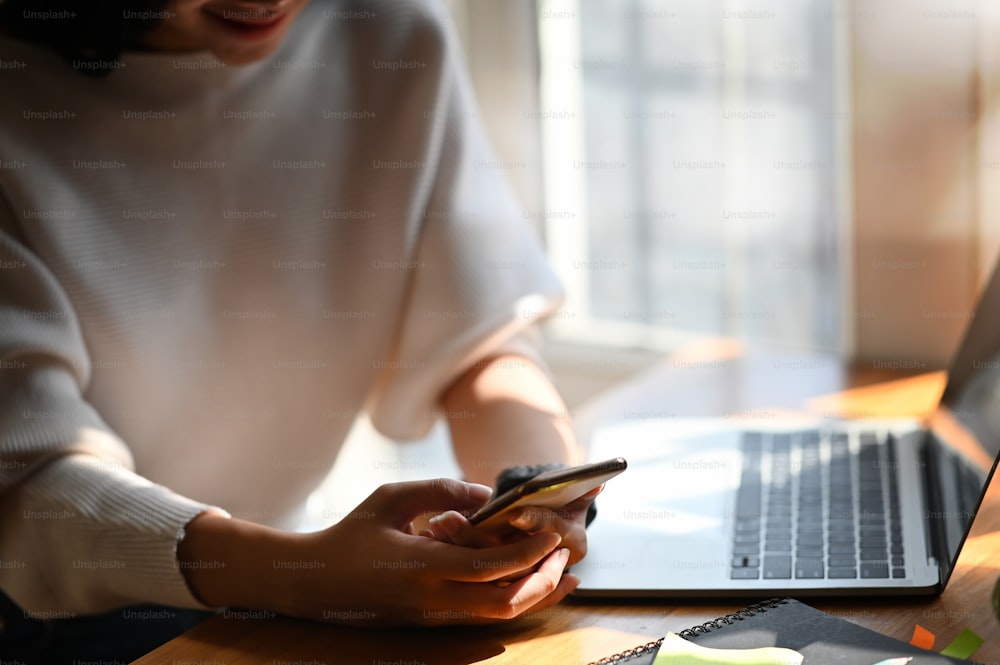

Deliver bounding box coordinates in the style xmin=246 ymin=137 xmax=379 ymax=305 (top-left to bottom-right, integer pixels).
xmin=537 ymin=0 xmax=849 ymax=353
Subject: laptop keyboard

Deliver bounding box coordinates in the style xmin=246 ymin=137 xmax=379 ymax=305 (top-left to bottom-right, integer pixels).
xmin=730 ymin=429 xmax=905 ymax=581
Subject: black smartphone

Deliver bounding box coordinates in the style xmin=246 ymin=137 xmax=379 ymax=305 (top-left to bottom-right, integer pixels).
xmin=467 ymin=457 xmax=627 ymax=529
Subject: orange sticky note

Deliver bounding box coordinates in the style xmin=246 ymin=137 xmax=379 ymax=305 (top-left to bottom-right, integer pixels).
xmin=910 ymin=624 xmax=935 ymax=650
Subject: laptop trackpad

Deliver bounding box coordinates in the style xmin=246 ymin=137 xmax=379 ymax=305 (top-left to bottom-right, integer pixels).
xmin=575 ymin=427 xmax=742 ymax=592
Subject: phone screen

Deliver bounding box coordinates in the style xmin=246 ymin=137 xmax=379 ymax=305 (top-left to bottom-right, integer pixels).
xmin=467 ymin=457 xmax=627 ymax=528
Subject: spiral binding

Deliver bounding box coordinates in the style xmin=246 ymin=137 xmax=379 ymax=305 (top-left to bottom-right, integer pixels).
xmin=586 ymin=598 xmax=788 ymax=664
xmin=677 ymin=597 xmax=787 ymax=638
xmin=588 ymin=636 xmax=665 ymax=665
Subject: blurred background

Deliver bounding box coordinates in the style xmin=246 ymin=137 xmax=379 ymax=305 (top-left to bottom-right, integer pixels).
xmin=447 ymin=0 xmax=1000 ymax=399
xmin=313 ymin=0 xmax=1000 ymax=523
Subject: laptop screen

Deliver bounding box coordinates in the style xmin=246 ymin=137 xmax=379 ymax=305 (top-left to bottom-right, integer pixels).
xmin=931 ymin=257 xmax=1000 ymax=576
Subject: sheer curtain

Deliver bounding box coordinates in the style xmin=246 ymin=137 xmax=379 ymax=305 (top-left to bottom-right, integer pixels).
xmin=538 ymin=0 xmax=848 ymax=353
xmin=451 ymin=0 xmax=999 ymax=369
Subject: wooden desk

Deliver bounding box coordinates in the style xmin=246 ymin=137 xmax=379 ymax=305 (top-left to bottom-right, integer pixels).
xmin=134 ymin=343 xmax=1000 ymax=664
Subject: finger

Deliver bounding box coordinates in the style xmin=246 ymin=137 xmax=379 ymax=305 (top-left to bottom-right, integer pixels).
xmin=519 ymin=572 xmax=580 ymax=619
xmin=510 ymin=508 xmax=588 ymax=567
xmin=559 ymin=488 xmax=601 ymax=520
xmin=568 ymin=490 xmax=600 ymax=509
xmin=365 ymin=478 xmax=492 ymax=528
xmin=507 ymin=487 xmax=603 ymax=533
xmin=557 ymin=487 xmax=602 ymax=519
xmin=508 ymin=506 xmax=559 ymax=533
xmin=498 ymin=547 xmax=573 ymax=618
xmin=438 ymin=547 xmax=574 ymax=621
xmin=427 ymin=510 xmax=480 ymax=545
xmin=417 ymin=530 xmax=562 ymax=582
xmin=429 ymin=511 xmax=524 ymax=548
xmin=417 ymin=572 xmax=579 ymax=626
xmin=559 ymin=521 xmax=588 ymax=567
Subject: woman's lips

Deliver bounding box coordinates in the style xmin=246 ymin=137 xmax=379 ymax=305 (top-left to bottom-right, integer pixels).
xmin=203 ymin=4 xmax=291 ymax=39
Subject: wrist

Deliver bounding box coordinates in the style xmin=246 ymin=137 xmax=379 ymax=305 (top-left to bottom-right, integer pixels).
xmin=177 ymin=511 xmax=306 ymax=613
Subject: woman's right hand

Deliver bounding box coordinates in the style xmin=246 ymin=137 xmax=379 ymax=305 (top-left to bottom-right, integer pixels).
xmin=178 ymin=478 xmax=578 ymax=626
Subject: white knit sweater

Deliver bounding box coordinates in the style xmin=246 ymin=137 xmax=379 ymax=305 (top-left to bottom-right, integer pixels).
xmin=0 ymin=0 xmax=561 ymax=614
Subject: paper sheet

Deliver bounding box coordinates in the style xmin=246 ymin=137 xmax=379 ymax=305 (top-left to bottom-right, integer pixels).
xmin=653 ymin=632 xmax=804 ymax=665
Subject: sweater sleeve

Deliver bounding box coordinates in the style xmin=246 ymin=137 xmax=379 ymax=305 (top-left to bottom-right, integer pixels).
xmin=0 ymin=220 xmax=220 ymax=615
xmin=366 ymin=7 xmax=565 ymax=441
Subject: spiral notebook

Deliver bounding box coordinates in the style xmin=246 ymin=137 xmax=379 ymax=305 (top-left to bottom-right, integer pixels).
xmin=591 ymin=598 xmax=981 ymax=665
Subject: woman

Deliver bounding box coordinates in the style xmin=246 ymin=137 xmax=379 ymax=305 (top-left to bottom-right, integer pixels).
xmin=0 ymin=0 xmax=594 ymax=660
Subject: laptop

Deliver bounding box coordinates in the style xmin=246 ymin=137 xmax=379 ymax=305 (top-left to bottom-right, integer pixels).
xmin=572 ymin=258 xmax=1000 ymax=598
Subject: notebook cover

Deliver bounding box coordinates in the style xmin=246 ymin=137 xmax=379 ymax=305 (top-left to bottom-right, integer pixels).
xmin=594 ymin=598 xmax=980 ymax=664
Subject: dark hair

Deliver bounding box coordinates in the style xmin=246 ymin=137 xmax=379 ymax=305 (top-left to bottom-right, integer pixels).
xmin=0 ymin=1 xmax=171 ymax=75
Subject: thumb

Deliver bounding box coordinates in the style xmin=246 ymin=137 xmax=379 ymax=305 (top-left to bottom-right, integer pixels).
xmin=367 ymin=478 xmax=493 ymax=528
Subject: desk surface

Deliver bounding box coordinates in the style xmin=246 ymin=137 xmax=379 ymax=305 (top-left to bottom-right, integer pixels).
xmin=134 ymin=343 xmax=1000 ymax=664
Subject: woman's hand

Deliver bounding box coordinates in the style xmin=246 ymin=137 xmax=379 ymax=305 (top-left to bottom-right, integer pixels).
xmin=423 ymin=485 xmax=600 ymax=568
xmin=178 ymin=478 xmax=578 ymax=627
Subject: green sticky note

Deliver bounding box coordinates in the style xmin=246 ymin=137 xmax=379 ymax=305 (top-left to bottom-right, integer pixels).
xmin=939 ymin=628 xmax=984 ymax=659
xmin=653 ymin=632 xmax=804 ymax=665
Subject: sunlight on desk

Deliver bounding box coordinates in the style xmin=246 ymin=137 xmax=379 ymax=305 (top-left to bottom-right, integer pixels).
xmin=960 ymin=531 xmax=1000 ymax=572
xmin=499 ymin=623 xmax=661 ymax=664
xmin=805 ymin=371 xmax=947 ymax=420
